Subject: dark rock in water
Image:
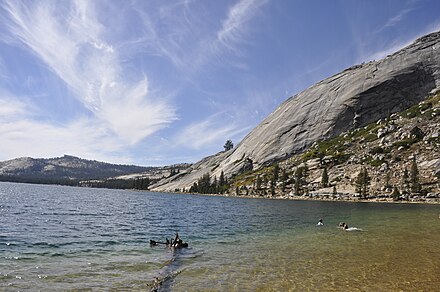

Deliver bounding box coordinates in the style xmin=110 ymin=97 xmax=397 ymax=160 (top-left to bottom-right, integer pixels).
xmin=153 ymin=31 xmax=440 ymax=191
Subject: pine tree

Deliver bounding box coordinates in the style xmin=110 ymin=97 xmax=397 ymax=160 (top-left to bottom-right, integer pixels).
xmin=355 ymin=167 xmax=370 ymax=198
xmin=402 ymin=168 xmax=409 ymax=192
xmin=321 ymin=167 xmax=329 ymax=188
xmin=219 ymin=171 xmax=226 ymax=186
xmin=224 ymin=140 xmax=234 ymax=151
xmin=256 ymin=175 xmax=262 ymax=190
xmin=141 ymin=178 xmax=150 ymax=190
xmin=410 ymin=156 xmax=421 ymax=194
xmin=281 ymin=168 xmax=288 ymax=192
xmin=391 ymin=186 xmax=400 ymax=201
xmin=270 ymin=180 xmax=276 ymax=196
xmin=294 ymin=167 xmax=304 ymax=196
xmin=189 ymin=182 xmax=198 ymax=193
xmin=302 ymin=163 xmax=309 ymax=186
xmin=212 ymin=175 xmax=218 ymax=194
xmin=272 ymin=164 xmax=280 ymax=182
xmin=384 ymin=171 xmax=391 ymax=190
xmin=293 ymin=164 xmax=309 ymax=196
xmin=197 ymin=173 xmax=211 ymax=193
xmin=218 ymin=171 xmax=227 ymax=194
xmin=294 ymin=178 xmax=300 ymax=196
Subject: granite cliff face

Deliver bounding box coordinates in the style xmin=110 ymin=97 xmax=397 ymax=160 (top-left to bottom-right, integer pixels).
xmin=153 ymin=31 xmax=440 ymax=192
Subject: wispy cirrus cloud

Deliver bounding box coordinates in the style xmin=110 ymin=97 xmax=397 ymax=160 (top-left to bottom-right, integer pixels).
xmin=1 ymin=0 xmax=176 ymax=145
xmin=175 ymin=114 xmax=250 ymax=150
xmin=381 ymin=7 xmax=414 ymax=30
xmin=136 ymin=0 xmax=269 ymax=72
xmin=217 ymin=0 xmax=268 ymax=51
xmin=0 ymin=92 xmax=31 ymax=118
xmin=133 ymin=0 xmax=270 ymax=152
xmin=133 ymin=0 xmax=200 ymax=71
xmin=360 ymin=20 xmax=440 ymax=63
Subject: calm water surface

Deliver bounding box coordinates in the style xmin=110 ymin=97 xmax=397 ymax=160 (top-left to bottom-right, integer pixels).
xmin=1 ymin=182 xmax=439 ymax=291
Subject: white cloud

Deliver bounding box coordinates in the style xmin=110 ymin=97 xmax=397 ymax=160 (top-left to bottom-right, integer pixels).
xmin=135 ymin=0 xmax=269 ymax=73
xmin=0 ymin=118 xmax=131 ymax=164
xmin=217 ymin=0 xmax=268 ymax=51
xmin=382 ymin=8 xmax=414 ymax=30
xmin=0 ymin=95 xmax=29 ymax=118
xmin=0 ymin=91 xmax=130 ymax=163
xmin=133 ymin=1 xmax=199 ymax=71
xmin=362 ymin=40 xmax=413 ymax=62
xmin=0 ymin=0 xmax=270 ymax=164
xmin=1 ymin=0 xmax=177 ymax=145
xmin=360 ymin=21 xmax=440 ymax=63
xmin=99 ymin=79 xmax=176 ymax=144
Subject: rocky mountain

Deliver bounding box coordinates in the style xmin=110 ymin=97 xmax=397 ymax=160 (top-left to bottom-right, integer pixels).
xmin=231 ymin=92 xmax=440 ymax=201
xmin=153 ymin=31 xmax=440 ymax=192
xmin=0 ymin=155 xmax=154 ymax=184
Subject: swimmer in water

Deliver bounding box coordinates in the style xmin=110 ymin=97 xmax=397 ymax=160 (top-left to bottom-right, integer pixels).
xmin=339 ymin=222 xmax=348 ymax=230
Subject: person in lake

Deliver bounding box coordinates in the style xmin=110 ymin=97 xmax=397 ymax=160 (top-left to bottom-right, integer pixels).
xmin=172 ymin=232 xmax=184 ymax=247
xmin=339 ymin=222 xmax=348 ymax=230
xmin=172 ymin=233 xmax=179 ymax=244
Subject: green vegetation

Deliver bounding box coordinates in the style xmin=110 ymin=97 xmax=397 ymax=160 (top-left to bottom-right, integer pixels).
xmin=369 ymin=146 xmax=386 ymax=155
xmin=293 ymin=164 xmax=309 ymax=195
xmin=401 ymin=168 xmax=410 ymax=193
xmin=355 ymin=167 xmax=370 ymax=198
xmin=189 ymin=171 xmax=229 ymax=194
xmin=217 ymin=91 xmax=440 ymax=199
xmin=133 ymin=177 xmax=150 ymax=190
xmin=410 ymin=156 xmax=421 ymax=194
xmin=302 ymin=136 xmax=349 ymax=161
xmin=321 ymin=167 xmax=329 ymax=187
xmin=364 ymin=156 xmax=385 ymax=167
xmin=392 ymin=137 xmax=421 ymax=149
xmin=391 ymin=186 xmax=400 ymax=201
xmin=224 ymin=139 xmax=234 ymax=151
xmin=399 ymin=92 xmax=440 ymax=119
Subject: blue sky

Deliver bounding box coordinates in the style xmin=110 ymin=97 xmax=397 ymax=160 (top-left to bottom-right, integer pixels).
xmin=0 ymin=0 xmax=439 ymax=166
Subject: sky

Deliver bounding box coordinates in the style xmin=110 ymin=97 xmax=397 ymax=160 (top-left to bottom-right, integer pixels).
xmin=0 ymin=0 xmax=440 ymax=166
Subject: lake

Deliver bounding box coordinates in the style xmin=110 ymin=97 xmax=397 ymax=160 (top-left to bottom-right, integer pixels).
xmin=1 ymin=182 xmax=439 ymax=291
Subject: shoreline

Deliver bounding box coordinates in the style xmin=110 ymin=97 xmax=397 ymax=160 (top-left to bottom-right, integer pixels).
xmin=2 ymin=180 xmax=438 ymax=205
xmin=152 ymin=189 xmax=440 ymax=205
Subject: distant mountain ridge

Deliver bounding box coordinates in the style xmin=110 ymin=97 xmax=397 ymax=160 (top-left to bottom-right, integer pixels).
xmin=153 ymin=31 xmax=440 ymax=191
xmin=0 ymin=155 xmax=154 ymax=184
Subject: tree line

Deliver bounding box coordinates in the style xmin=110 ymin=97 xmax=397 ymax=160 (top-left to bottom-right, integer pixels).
xmin=189 ymin=171 xmax=229 ymax=194
xmin=191 ymin=154 xmax=426 ymax=200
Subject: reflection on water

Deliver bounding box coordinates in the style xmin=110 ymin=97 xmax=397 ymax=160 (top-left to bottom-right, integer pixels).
xmin=1 ymin=182 xmax=439 ymax=291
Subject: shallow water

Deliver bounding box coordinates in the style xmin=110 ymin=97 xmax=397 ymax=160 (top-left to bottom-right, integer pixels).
xmin=1 ymin=182 xmax=439 ymax=291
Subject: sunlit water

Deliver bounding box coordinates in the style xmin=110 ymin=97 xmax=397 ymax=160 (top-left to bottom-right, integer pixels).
xmin=1 ymin=182 xmax=439 ymax=291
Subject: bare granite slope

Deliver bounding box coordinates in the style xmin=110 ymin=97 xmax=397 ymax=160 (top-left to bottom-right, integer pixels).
xmin=153 ymin=31 xmax=440 ymax=192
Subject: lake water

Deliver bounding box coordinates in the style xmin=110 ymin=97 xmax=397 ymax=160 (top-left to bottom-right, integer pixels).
xmin=1 ymin=182 xmax=439 ymax=291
